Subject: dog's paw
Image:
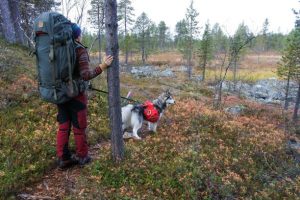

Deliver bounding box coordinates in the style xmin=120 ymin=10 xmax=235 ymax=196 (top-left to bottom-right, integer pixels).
xmin=133 ymin=135 xmax=142 ymax=140
xmin=123 ymin=132 xmax=133 ymax=139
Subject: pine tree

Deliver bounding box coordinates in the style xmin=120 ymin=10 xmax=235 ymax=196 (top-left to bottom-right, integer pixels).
xmin=118 ymin=0 xmax=135 ymax=65
xmin=134 ymin=12 xmax=151 ymax=64
xmin=211 ymin=23 xmax=228 ymax=54
xmin=278 ymin=28 xmax=300 ymax=122
xmin=175 ymin=19 xmax=189 ymax=52
xmin=262 ymin=18 xmax=269 ymax=51
xmin=185 ymin=0 xmax=199 ymax=79
xmin=198 ymin=22 xmax=213 ymax=81
xmin=105 ymin=0 xmax=124 ymax=162
xmin=88 ymin=0 xmax=105 ymax=62
xmin=158 ymin=21 xmax=168 ymax=50
xmin=230 ymin=23 xmax=251 ymax=90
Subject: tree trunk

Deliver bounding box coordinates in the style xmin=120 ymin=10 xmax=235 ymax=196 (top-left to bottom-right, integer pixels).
xmin=0 ymin=0 xmax=16 ymax=43
xmin=187 ymin=37 xmax=192 ymax=79
xmin=213 ymin=81 xmax=223 ymax=109
xmin=142 ymin=33 xmax=145 ymax=64
xmin=9 ymin=0 xmax=24 ymax=44
xmin=0 ymin=9 xmax=3 ymax=37
xmin=124 ymin=6 xmax=128 ymax=65
xmin=97 ymin=4 xmax=102 ymax=63
xmin=202 ymin=58 xmax=207 ymax=81
xmin=233 ymin=59 xmax=237 ymax=91
xmin=293 ymin=82 xmax=300 ymax=123
xmin=105 ymin=0 xmax=124 ymax=162
xmin=284 ymin=71 xmax=291 ymax=110
xmin=125 ymin=35 xmax=129 ymax=64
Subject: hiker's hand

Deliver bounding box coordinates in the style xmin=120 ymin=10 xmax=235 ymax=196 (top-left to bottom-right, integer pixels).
xmin=99 ymin=55 xmax=113 ymax=71
xmin=104 ymin=55 xmax=113 ymax=66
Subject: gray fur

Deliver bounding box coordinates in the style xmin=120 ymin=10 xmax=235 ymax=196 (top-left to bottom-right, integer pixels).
xmin=121 ymin=90 xmax=175 ymax=140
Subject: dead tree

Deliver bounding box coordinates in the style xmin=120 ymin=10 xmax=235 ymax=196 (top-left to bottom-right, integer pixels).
xmin=75 ymin=0 xmax=87 ymax=27
xmin=105 ymin=0 xmax=124 ymax=162
xmin=213 ymin=35 xmax=255 ymax=109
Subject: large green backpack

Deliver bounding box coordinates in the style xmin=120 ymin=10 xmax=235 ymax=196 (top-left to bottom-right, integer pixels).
xmin=34 ymin=12 xmax=82 ymax=104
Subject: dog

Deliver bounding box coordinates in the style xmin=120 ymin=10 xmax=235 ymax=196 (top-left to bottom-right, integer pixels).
xmin=121 ymin=90 xmax=175 ymax=140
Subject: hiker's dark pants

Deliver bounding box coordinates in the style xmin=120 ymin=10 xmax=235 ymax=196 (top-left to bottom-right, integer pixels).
xmin=56 ymin=92 xmax=88 ymax=159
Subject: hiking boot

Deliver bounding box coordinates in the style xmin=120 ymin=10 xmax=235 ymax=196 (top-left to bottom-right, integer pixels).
xmin=57 ymin=157 xmax=78 ymax=170
xmin=74 ymin=155 xmax=92 ymax=167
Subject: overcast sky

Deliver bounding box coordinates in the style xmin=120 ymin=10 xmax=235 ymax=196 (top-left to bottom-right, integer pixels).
xmin=131 ymin=0 xmax=299 ymax=36
xmin=71 ymin=0 xmax=299 ymax=36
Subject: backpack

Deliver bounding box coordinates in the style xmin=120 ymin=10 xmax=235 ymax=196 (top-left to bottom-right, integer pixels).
xmin=143 ymin=100 xmax=160 ymax=123
xmin=34 ymin=12 xmax=83 ymax=104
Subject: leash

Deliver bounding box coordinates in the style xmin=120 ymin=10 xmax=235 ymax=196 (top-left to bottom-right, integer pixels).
xmin=89 ymin=86 xmax=141 ymax=104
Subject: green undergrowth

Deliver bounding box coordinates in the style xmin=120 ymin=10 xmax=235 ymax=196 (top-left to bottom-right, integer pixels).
xmin=0 ymin=39 xmax=111 ymax=198
xmin=69 ymin=100 xmax=299 ymax=199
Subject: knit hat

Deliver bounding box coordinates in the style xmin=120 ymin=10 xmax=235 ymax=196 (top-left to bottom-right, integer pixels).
xmin=71 ymin=23 xmax=81 ymax=39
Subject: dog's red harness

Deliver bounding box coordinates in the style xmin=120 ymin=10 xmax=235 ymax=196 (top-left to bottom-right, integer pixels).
xmin=143 ymin=100 xmax=159 ymax=123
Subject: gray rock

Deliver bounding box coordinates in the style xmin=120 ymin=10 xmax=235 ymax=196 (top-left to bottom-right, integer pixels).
xmin=130 ymin=66 xmax=174 ymax=78
xmin=192 ymin=75 xmax=203 ymax=82
xmin=219 ymin=78 xmax=298 ymax=105
xmin=251 ymin=84 xmax=269 ymax=99
xmin=225 ymin=105 xmax=245 ymax=115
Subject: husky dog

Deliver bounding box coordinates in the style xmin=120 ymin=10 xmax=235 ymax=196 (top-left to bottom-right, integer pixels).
xmin=122 ymin=90 xmax=175 ymax=140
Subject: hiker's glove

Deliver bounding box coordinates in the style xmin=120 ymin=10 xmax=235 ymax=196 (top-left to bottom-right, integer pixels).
xmin=99 ymin=55 xmax=113 ymax=71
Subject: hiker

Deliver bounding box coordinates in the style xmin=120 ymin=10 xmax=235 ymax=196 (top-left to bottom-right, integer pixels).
xmin=56 ymin=23 xmax=113 ymax=169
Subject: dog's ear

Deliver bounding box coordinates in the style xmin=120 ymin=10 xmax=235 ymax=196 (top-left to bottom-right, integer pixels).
xmin=166 ymin=89 xmax=171 ymax=95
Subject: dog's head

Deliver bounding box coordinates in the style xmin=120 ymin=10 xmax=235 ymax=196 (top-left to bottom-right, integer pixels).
xmin=159 ymin=89 xmax=175 ymax=107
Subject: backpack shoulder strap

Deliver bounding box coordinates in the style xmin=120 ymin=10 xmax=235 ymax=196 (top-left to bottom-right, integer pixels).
xmin=75 ymin=41 xmax=87 ymax=50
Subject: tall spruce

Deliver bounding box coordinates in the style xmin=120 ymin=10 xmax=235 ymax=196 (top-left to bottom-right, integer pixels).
xmin=88 ymin=0 xmax=105 ymax=62
xmin=262 ymin=18 xmax=269 ymax=51
xmin=105 ymin=0 xmax=124 ymax=162
xmin=118 ymin=0 xmax=134 ymax=64
xmin=175 ymin=19 xmax=189 ymax=52
xmin=134 ymin=12 xmax=151 ymax=64
xmin=211 ymin=23 xmax=228 ymax=55
xmin=230 ymin=23 xmax=251 ymax=90
xmin=158 ymin=21 xmax=168 ymax=50
xmin=198 ymin=22 xmax=213 ymax=81
xmin=185 ymin=0 xmax=199 ymax=79
xmin=278 ymin=28 xmax=300 ymax=122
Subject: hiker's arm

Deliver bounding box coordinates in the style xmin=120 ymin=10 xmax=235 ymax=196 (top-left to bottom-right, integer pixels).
xmin=78 ymin=48 xmax=113 ymax=81
xmin=77 ymin=48 xmax=102 ymax=81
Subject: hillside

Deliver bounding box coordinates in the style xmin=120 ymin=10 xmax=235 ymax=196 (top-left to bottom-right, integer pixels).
xmin=0 ymin=39 xmax=300 ymax=199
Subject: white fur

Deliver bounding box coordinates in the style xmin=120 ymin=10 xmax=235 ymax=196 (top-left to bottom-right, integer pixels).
xmin=121 ymin=92 xmax=175 ymax=140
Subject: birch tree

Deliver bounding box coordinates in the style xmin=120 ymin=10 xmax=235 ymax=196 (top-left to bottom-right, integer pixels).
xmin=213 ymin=35 xmax=255 ymax=109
